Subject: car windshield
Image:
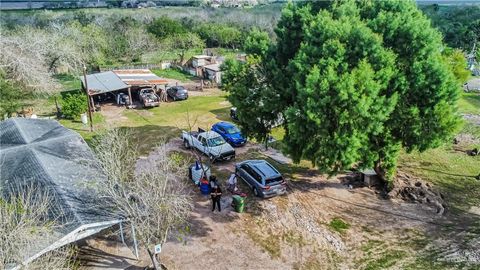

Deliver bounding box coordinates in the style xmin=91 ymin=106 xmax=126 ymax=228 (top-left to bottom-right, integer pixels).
xmin=208 ymin=136 xmax=226 ymax=147
xmin=225 ymin=126 xmax=240 ymax=134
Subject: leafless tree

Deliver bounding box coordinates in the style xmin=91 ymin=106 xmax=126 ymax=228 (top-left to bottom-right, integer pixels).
xmin=0 ymin=25 xmax=85 ymax=93
xmin=93 ymin=129 xmax=193 ymax=269
xmin=0 ymin=185 xmax=75 ymax=269
xmin=0 ymin=28 xmax=61 ymax=93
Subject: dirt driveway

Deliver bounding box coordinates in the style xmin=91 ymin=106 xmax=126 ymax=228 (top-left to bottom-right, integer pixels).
xmin=137 ymin=143 xmax=480 ymax=269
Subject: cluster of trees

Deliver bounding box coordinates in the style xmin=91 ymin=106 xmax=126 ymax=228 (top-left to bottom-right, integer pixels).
xmin=0 ymin=8 xmax=270 ymax=118
xmin=421 ymin=4 xmax=480 ymax=55
xmin=147 ymin=16 xmax=245 ymax=51
xmin=223 ymin=0 xmax=464 ymax=187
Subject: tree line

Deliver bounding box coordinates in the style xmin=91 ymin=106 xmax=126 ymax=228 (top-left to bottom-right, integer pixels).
xmin=0 ymin=8 xmax=279 ymax=118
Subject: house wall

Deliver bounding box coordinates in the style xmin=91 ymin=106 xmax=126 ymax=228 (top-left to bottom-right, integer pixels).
xmin=193 ymin=58 xmax=207 ymax=68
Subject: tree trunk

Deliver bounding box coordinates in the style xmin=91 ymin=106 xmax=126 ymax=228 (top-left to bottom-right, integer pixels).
xmin=147 ymin=249 xmax=161 ymax=270
xmin=374 ymin=160 xmax=390 ymax=198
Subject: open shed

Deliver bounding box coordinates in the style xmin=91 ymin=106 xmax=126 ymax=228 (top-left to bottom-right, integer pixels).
xmin=0 ymin=118 xmax=125 ymax=268
xmin=80 ymin=69 xmax=168 ymax=106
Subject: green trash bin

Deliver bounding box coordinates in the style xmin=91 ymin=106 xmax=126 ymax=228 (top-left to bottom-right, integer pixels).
xmin=232 ymin=195 xmax=245 ymax=213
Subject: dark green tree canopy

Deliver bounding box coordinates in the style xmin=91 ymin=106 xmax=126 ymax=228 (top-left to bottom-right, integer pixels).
xmin=223 ymin=0 xmax=461 ymax=183
xmin=147 ymin=16 xmax=187 ymax=39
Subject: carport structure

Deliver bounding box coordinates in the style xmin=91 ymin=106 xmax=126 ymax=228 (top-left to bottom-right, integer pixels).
xmin=80 ymin=69 xmax=168 ymax=106
xmin=0 ymin=118 xmax=138 ymax=269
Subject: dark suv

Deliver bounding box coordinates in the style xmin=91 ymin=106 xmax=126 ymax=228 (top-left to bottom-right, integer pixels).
xmin=235 ymin=160 xmax=287 ymax=198
xmin=167 ymin=86 xmax=188 ymax=101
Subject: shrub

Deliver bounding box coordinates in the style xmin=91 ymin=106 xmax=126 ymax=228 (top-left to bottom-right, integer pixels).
xmin=60 ymin=92 xmax=87 ymax=119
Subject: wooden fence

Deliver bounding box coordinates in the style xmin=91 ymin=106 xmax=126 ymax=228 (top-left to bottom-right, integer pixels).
xmin=100 ymin=61 xmax=173 ymax=72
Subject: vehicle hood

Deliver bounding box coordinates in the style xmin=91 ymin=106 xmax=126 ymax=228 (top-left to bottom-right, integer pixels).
xmin=227 ymin=132 xmax=245 ymax=141
xmin=209 ymin=143 xmax=235 ymax=155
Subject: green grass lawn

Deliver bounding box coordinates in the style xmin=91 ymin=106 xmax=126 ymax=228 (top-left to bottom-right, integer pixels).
xmin=398 ymin=145 xmax=480 ymax=211
xmin=120 ymin=92 xmax=230 ymax=154
xmin=458 ymin=92 xmax=480 ymax=115
xmin=151 ymin=68 xmax=197 ymax=82
xmin=59 ymin=113 xmax=106 ymax=145
xmin=54 ymin=74 xmax=82 ymax=91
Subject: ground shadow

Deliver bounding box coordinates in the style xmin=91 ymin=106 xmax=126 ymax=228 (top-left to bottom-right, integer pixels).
xmin=209 ymin=107 xmax=231 ymax=122
xmin=119 ymin=125 xmax=181 ymax=155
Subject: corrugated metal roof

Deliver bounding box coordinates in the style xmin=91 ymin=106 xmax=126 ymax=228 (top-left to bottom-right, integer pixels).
xmin=113 ymin=69 xmax=168 ymax=86
xmin=204 ymin=63 xmax=221 ymax=72
xmin=80 ymin=70 xmax=168 ymax=94
xmin=80 ymin=71 xmax=128 ymax=95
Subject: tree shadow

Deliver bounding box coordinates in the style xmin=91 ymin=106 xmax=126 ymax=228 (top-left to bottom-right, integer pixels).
xmin=209 ymin=107 xmax=231 ymax=122
xmin=119 ymin=125 xmax=181 ymax=155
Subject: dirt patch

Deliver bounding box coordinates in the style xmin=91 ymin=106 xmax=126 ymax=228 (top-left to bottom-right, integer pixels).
xmin=463 ymin=113 xmax=480 ymax=126
xmin=135 ymin=141 xmax=478 ymax=269
xmin=99 ymin=103 xmax=129 ymax=125
xmin=389 ymin=172 xmax=446 ymax=215
xmin=454 ymin=133 xmax=480 ymax=145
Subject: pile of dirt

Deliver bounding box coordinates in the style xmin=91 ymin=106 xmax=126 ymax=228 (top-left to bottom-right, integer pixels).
xmin=389 ymin=172 xmax=446 ymax=215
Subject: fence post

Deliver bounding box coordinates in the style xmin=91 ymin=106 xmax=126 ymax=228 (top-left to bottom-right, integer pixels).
xmin=131 ymin=223 xmax=139 ymax=260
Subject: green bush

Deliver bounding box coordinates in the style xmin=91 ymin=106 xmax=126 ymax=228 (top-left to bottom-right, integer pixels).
xmin=60 ymin=92 xmax=88 ymax=120
xmin=0 ymin=76 xmax=26 ymax=118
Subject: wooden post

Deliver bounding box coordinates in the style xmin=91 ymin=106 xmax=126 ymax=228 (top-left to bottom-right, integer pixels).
xmin=83 ymin=65 xmax=94 ymax=132
xmin=128 ymin=87 xmax=133 ymax=106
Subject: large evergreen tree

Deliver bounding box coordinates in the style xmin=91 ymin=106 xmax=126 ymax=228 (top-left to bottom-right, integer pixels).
xmin=222 ymin=0 xmax=462 ymax=185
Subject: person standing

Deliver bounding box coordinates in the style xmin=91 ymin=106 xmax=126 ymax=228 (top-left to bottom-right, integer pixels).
xmin=227 ymin=173 xmax=237 ymax=192
xmin=211 ymin=184 xmax=222 ymax=212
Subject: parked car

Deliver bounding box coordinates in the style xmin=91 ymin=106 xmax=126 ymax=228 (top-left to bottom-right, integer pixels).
xmin=181 ymin=128 xmax=235 ymax=161
xmin=116 ymin=93 xmax=130 ymax=105
xmin=211 ymin=122 xmax=247 ymax=147
xmin=230 ymin=107 xmax=238 ymax=121
xmin=167 ymin=86 xmax=189 ymax=101
xmin=139 ymin=88 xmax=160 ymax=107
xmin=235 ymin=160 xmax=287 ymax=198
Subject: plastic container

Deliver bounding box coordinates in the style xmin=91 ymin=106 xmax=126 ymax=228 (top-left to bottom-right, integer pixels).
xmin=232 ymin=195 xmax=245 ymax=213
xmin=81 ymin=113 xmax=88 ymax=124
xmin=189 ymin=162 xmax=211 ymax=185
xmin=200 ymin=180 xmax=211 ymax=195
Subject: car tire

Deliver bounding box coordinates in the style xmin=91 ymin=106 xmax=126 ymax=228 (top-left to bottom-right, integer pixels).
xmin=253 ymin=187 xmax=259 ymax=197
xmin=184 ymin=140 xmax=190 ymax=149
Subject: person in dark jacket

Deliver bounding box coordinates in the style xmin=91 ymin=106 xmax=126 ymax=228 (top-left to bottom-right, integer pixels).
xmin=211 ymin=184 xmax=222 ymax=212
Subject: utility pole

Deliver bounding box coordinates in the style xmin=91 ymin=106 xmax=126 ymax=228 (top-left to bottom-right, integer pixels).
xmin=83 ymin=65 xmax=94 ymax=132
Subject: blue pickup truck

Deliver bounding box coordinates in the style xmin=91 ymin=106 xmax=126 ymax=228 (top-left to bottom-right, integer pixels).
xmin=211 ymin=122 xmax=247 ymax=147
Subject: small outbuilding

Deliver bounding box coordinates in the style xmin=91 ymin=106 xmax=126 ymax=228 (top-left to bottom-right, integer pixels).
xmin=204 ymin=63 xmax=222 ymax=85
xmin=361 ymin=169 xmax=380 ymax=187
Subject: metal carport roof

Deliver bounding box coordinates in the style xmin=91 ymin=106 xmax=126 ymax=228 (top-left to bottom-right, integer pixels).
xmin=0 ymin=118 xmax=120 ymax=269
xmin=80 ymin=71 xmax=129 ymax=95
